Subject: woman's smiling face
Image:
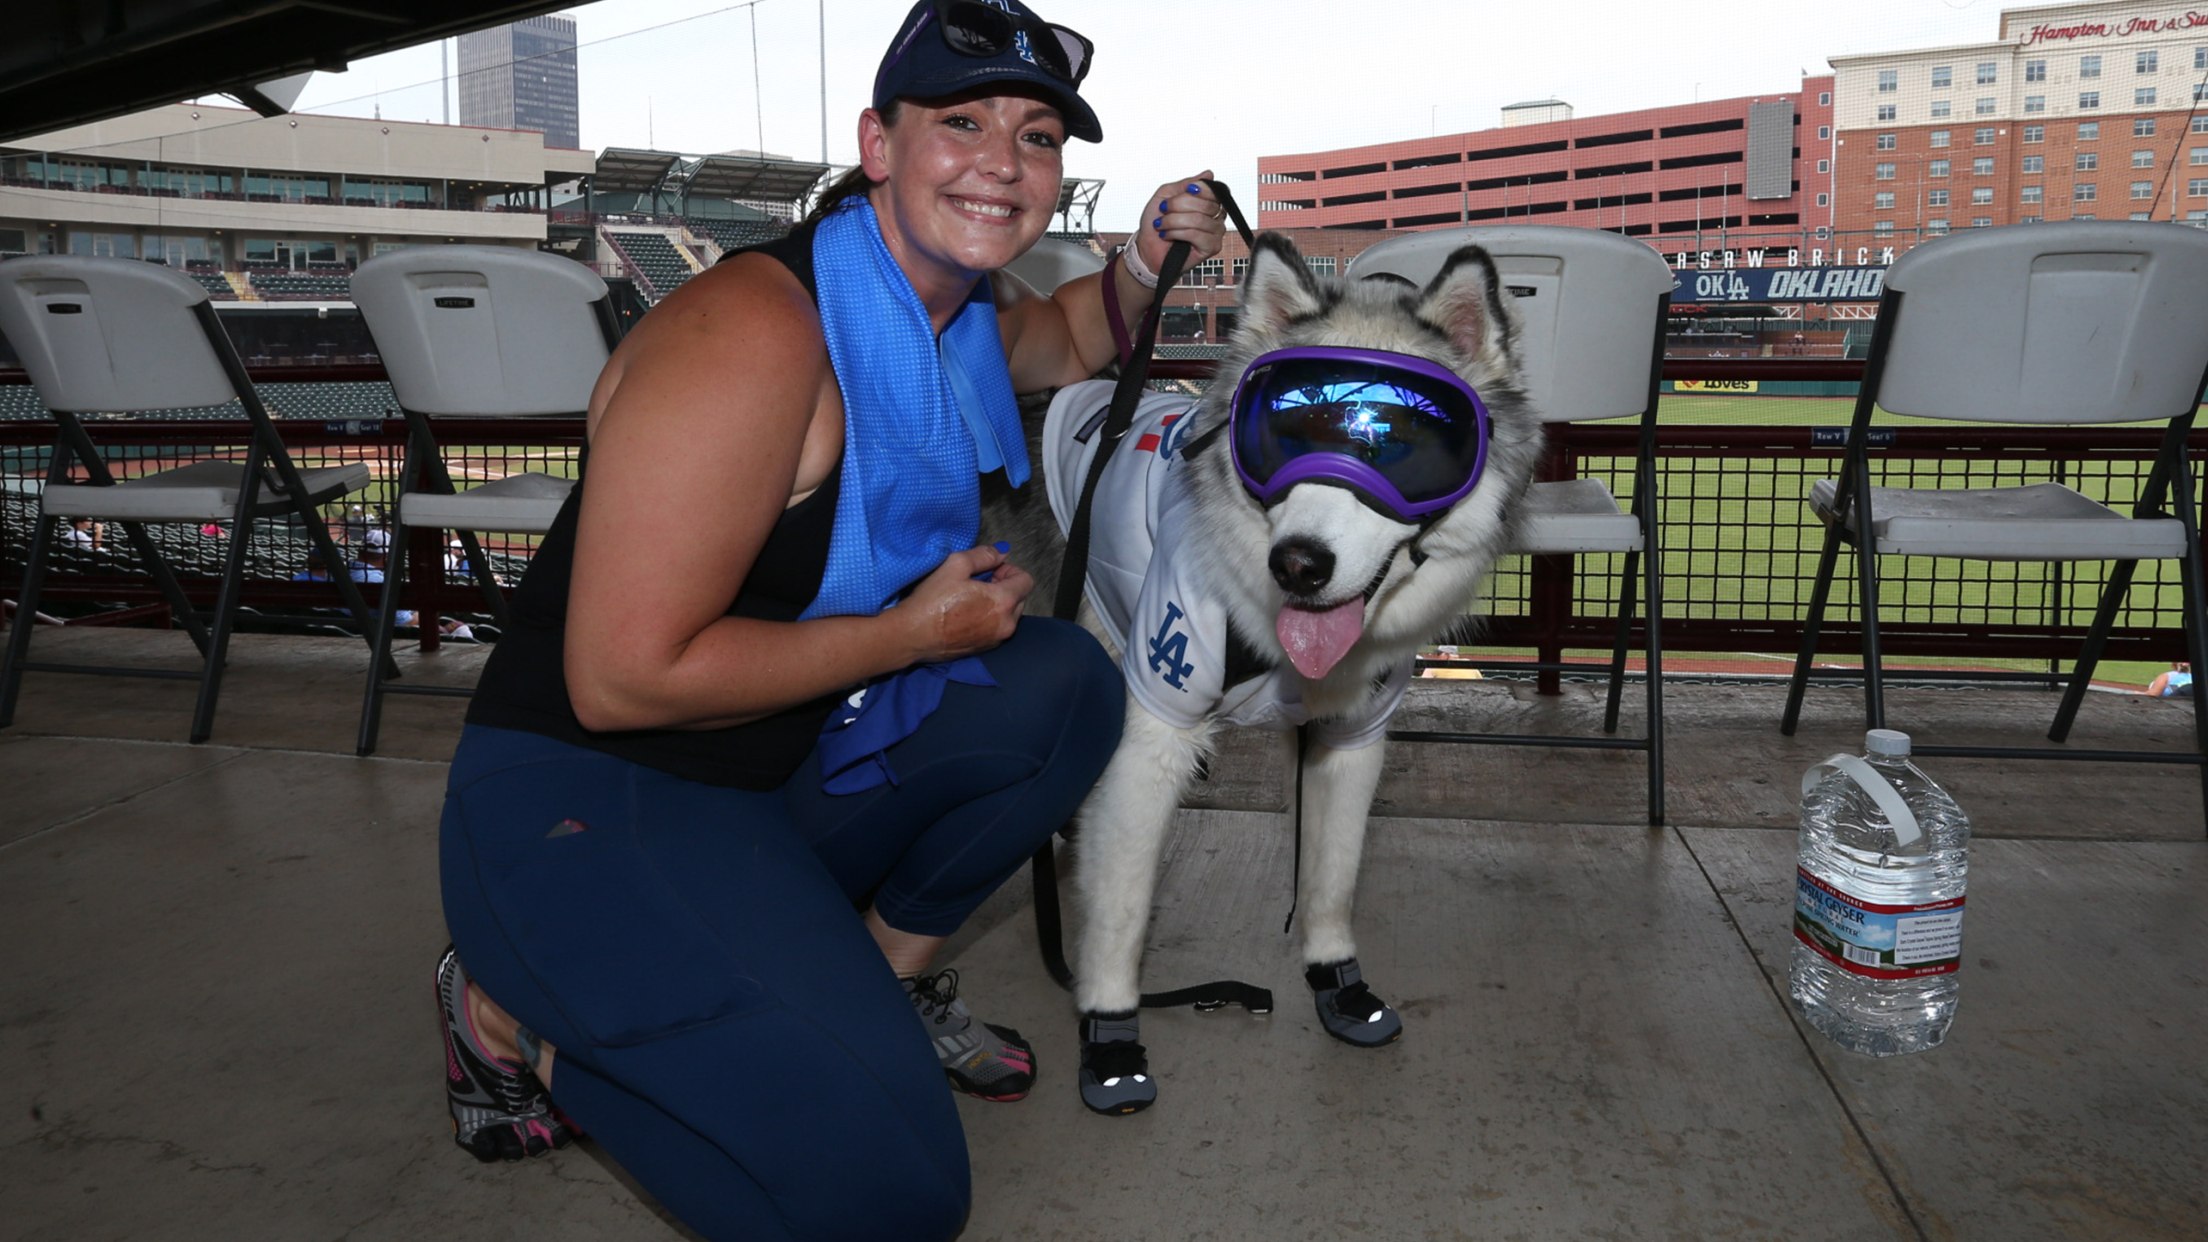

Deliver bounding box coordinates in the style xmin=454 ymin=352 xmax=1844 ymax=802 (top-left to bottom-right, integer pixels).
xmin=862 ymin=89 xmax=1067 ymax=303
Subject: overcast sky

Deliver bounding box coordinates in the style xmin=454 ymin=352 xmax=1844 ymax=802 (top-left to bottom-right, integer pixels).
xmin=279 ymin=0 xmax=2008 ymax=228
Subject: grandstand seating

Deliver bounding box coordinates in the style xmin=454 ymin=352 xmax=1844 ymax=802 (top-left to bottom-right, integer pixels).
xmin=605 ymin=231 xmax=697 ymax=300
xmin=249 ymin=272 xmax=352 ymax=300
xmin=687 ymin=218 xmax=790 ymax=255
xmin=1 ymin=381 xmax=396 ymax=423
xmin=189 ymin=271 xmax=240 ymax=299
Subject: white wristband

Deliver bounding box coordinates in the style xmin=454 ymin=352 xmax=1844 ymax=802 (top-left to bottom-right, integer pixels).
xmin=1118 ymin=241 xmax=1158 ymax=289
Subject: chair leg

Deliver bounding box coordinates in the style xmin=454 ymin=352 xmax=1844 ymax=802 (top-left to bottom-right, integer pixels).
xmin=357 ymin=531 xmax=408 ymax=756
xmin=1603 ymin=549 xmax=1640 ymax=735
xmin=1782 ymin=521 xmax=1847 ymax=735
xmin=2052 ymin=559 xmax=2139 ymax=742
xmin=455 ymin=531 xmax=512 ymax=628
xmin=1642 ymin=530 xmax=1666 ymax=826
xmin=189 ymin=482 xmax=264 ymax=745
xmin=0 ymin=511 xmax=64 ymax=729
xmin=1856 ymin=538 xmax=1886 ymax=732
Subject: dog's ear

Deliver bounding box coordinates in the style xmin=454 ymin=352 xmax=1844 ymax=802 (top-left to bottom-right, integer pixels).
xmin=1416 ymin=245 xmax=1514 ymax=363
xmin=1241 ymin=232 xmax=1327 ymax=335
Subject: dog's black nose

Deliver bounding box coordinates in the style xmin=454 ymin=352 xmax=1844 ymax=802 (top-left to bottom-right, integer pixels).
xmin=1270 ymin=539 xmax=1335 ymax=596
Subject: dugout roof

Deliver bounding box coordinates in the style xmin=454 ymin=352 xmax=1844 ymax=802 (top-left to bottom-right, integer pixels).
xmin=1 ymin=0 xmax=575 ymax=142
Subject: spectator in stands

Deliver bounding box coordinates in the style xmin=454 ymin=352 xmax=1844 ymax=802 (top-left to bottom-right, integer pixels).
xmin=431 ymin=2 xmax=1225 ymax=1237
xmin=291 ymin=549 xmax=335 ymax=583
xmin=2149 ymin=662 xmax=2193 ymax=698
xmin=350 ymin=529 xmax=417 ymax=626
xmin=57 ymin=518 xmax=104 ymax=552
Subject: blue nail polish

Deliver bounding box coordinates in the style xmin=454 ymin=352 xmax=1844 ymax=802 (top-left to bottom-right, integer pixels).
xmin=1187 ymin=183 xmax=1203 ymax=193
xmin=993 ymin=541 xmax=1010 ymax=554
xmin=1153 ymin=217 xmax=1163 ymax=229
xmin=1158 ymin=199 xmax=1169 ymax=212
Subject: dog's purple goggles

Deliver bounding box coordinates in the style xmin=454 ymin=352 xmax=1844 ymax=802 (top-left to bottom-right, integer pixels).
xmin=1228 ymin=346 xmax=1491 ymax=522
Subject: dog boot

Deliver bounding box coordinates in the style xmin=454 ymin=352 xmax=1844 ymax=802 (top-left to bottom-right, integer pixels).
xmin=1077 ymin=1011 xmax=1155 ymax=1116
xmin=903 ymin=969 xmax=1036 ymax=1101
xmin=1306 ymin=957 xmax=1403 ymax=1048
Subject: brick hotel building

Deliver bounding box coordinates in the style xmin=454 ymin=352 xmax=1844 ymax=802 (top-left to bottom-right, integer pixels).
xmin=1256 ymin=86 xmax=1836 ymax=261
xmin=1830 ymin=0 xmax=2208 ymax=245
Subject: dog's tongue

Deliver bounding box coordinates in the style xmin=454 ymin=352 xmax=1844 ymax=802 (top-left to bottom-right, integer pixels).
xmin=1276 ymin=599 xmax=1366 ymax=680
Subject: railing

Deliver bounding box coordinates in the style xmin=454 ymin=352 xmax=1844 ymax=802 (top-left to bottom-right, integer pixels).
xmin=2 ymin=361 xmax=2202 ymax=668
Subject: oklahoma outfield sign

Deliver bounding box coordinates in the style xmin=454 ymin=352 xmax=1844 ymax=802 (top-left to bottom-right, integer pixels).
xmin=1674 ymin=265 xmax=1888 ymax=304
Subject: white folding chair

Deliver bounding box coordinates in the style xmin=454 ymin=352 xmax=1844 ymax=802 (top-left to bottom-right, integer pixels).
xmin=349 ymin=245 xmax=621 ymax=754
xmin=1780 ymin=222 xmax=2208 ymax=810
xmin=0 ymin=256 xmax=381 ymax=743
xmin=1351 ymin=225 xmax=1675 ymax=823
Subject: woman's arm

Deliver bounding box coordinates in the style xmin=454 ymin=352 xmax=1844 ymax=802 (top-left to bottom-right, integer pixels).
xmin=563 ymin=257 xmax=1034 ymax=733
xmin=998 ymin=171 xmax=1227 ymax=393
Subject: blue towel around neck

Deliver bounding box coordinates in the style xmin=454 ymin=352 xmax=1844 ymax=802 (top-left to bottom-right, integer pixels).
xmin=802 ymin=198 xmax=1029 ymax=622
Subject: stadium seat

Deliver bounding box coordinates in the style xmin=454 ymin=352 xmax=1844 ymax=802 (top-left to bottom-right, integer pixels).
xmin=1350 ymin=225 xmax=1676 ymax=824
xmin=348 ymin=244 xmax=622 ymax=754
xmin=1781 ymin=221 xmax=2208 ymax=809
xmin=0 ymin=256 xmax=386 ymax=743
xmin=606 ymin=230 xmax=696 ymax=301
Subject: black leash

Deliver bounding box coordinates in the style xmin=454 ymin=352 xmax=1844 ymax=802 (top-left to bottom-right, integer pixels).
xmin=1029 ymin=181 xmax=1273 ymax=1013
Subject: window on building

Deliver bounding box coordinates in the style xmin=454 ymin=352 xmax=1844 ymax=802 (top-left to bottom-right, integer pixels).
xmin=1181 ymin=257 xmax=1224 ymax=286
xmin=2198 ymin=83 xmax=2208 ymax=102
xmin=2196 ymin=117 xmax=2208 ymax=133
xmin=1875 ymin=191 xmax=1897 ymax=209
xmin=1974 ymin=127 xmax=1996 ymax=145
xmin=2193 ymin=148 xmax=2208 ymax=165
xmin=1931 ymin=65 xmax=1953 ymax=88
xmin=1972 ymin=186 xmax=1994 ymax=204
xmin=1876 ymin=162 xmax=1897 ymax=180
xmin=1877 ymin=104 xmax=1897 ymax=122
xmin=2081 ymin=54 xmax=2101 ymax=78
xmin=1231 ymin=257 xmax=1249 ymax=282
xmin=2197 ymin=47 xmax=2207 ymax=70
xmin=1976 ymin=97 xmax=1997 ymax=115
xmin=2136 ymin=88 xmax=2157 ymax=107
xmin=1928 ymin=219 xmax=1951 ymax=235
xmin=1930 ymin=99 xmax=1952 ymax=119
xmin=1819 ymin=91 xmax=1832 ymax=106
xmin=2077 ymin=152 xmax=2100 ymax=170
xmin=2075 ymin=184 xmax=2098 ymax=202
xmin=2080 ymin=91 xmax=2101 ymax=109
xmin=2022 ymin=214 xmax=2042 ymax=223
xmin=2025 ymin=124 xmax=2045 ymax=142
xmin=2025 ymin=95 xmax=2046 ymax=113
xmin=2026 ymin=59 xmax=2047 ymax=82
xmin=1929 ymin=158 xmax=1951 ymax=177
xmin=2080 ymin=121 xmax=2101 ymax=140
xmin=2137 ymin=50 xmax=2159 ymax=73
xmin=2134 ymin=149 xmax=2155 ymax=168
xmin=1930 ymin=129 xmax=1951 ymax=148
xmin=2023 ymin=155 xmax=2045 ymax=173
xmin=1304 ymin=255 xmax=1336 ymax=276
xmin=1818 ymin=124 xmax=1831 ymax=139
xmin=1878 ymin=69 xmax=1898 ymax=92
xmin=2021 ymin=185 xmax=2044 ymax=203
xmin=1874 ymin=221 xmax=1895 ymax=236
xmin=1927 ymin=189 xmax=1950 ymax=207
xmin=1817 ymin=158 xmax=1830 ymax=173
xmin=1815 ymin=192 xmax=1830 ymax=207
xmin=2136 ymin=118 xmax=2158 ymax=137
xmin=2132 ymin=180 xmax=2156 ymax=199
xmin=1973 ymin=217 xmax=1993 ymax=227
xmin=1973 ymin=157 xmax=1994 ymax=175
xmin=2192 ymin=178 xmax=2208 ymax=197
xmin=2131 ymin=211 xmax=2154 ymax=220
xmin=1977 ymin=62 xmax=1997 ymax=85
xmin=1877 ymin=133 xmax=1897 ymax=150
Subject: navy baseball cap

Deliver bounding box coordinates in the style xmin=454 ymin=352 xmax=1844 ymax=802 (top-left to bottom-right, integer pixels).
xmin=873 ymin=0 xmax=1102 ymax=142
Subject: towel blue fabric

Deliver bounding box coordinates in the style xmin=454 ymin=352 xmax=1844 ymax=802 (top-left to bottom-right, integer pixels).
xmin=816 ymin=657 xmax=999 ymax=794
xmin=803 ymin=198 xmax=1029 ymax=622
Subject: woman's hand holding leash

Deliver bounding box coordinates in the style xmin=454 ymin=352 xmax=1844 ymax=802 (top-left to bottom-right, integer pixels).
xmin=1132 ymin=170 xmax=1228 ymax=285
xmin=903 ymin=543 xmax=1035 ymax=663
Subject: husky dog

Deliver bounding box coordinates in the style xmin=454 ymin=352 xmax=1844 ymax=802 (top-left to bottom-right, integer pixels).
xmin=985 ymin=232 xmax=1544 ymax=1114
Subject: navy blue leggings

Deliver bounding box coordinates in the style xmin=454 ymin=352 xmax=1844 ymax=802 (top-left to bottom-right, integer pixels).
xmin=438 ymin=618 xmax=1121 ymax=1241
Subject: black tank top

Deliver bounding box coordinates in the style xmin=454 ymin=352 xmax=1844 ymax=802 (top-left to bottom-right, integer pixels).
xmin=466 ymin=221 xmax=844 ymax=788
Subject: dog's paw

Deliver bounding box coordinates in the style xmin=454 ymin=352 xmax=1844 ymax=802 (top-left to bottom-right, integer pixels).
xmin=1078 ymin=1012 xmax=1156 ymax=1115
xmin=1305 ymin=958 xmax=1404 ymax=1048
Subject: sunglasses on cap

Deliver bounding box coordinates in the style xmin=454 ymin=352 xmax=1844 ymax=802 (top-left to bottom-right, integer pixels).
xmin=1229 ymin=347 xmax=1492 ymax=523
xmin=921 ymin=0 xmax=1093 ymax=87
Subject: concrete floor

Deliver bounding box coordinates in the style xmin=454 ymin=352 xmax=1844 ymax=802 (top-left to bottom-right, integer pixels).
xmin=1 ymin=627 xmax=2203 ymax=1241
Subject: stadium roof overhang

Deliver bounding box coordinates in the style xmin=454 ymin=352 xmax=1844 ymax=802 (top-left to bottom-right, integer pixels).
xmin=591 ymin=148 xmax=685 ymax=196
xmin=0 ymin=0 xmax=577 ymax=143
xmin=685 ymin=155 xmax=830 ymax=205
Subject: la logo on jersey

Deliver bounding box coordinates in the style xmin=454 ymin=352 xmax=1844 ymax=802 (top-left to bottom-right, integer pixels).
xmin=1147 ymin=600 xmax=1195 ymax=691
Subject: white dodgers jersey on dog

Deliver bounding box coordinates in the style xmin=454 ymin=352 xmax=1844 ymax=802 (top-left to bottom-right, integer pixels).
xmin=1042 ymin=380 xmax=1409 ymax=747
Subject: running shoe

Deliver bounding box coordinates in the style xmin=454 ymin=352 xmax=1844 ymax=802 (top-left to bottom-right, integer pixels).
xmin=904 ymin=969 xmax=1036 ymax=1101
xmin=437 ymin=945 xmax=578 ymax=1162
xmin=1305 ymin=957 xmax=1403 ymax=1048
xmin=1077 ymin=1011 xmax=1155 ymax=1116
